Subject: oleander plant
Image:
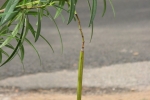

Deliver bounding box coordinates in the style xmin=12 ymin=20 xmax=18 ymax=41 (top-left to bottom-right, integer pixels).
xmin=0 ymin=0 xmax=115 ymax=100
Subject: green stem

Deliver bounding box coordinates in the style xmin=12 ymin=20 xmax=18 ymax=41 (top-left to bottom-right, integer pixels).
xmin=75 ymin=12 xmax=85 ymax=100
xmin=77 ymin=50 xmax=84 ymax=100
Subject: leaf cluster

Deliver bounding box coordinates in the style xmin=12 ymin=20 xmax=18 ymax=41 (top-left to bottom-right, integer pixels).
xmin=0 ymin=0 xmax=115 ymax=66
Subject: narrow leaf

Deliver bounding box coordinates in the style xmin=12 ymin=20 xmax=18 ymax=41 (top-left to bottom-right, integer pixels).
xmin=0 ymin=0 xmax=9 ymax=9
xmin=46 ymin=13 xmax=63 ymax=53
xmin=87 ymin=0 xmax=91 ymax=11
xmin=89 ymin=0 xmax=97 ymax=27
xmin=5 ymin=44 xmax=15 ymax=49
xmin=35 ymin=9 xmax=41 ymax=42
xmin=0 ymin=48 xmax=9 ymax=57
xmin=0 ymin=18 xmax=25 ymax=67
xmin=40 ymin=35 xmax=54 ymax=53
xmin=25 ymin=38 xmax=42 ymax=65
xmin=90 ymin=22 xmax=94 ymax=42
xmin=5 ymin=43 xmax=24 ymax=68
xmin=0 ymin=19 xmax=22 ymax=48
xmin=1 ymin=0 xmax=20 ymax=24
xmin=0 ymin=50 xmax=2 ymax=63
xmin=109 ymin=0 xmax=115 ymax=16
xmin=86 ymin=0 xmax=94 ymax=42
xmin=0 ymin=10 xmax=19 ymax=26
xmin=0 ymin=25 xmax=9 ymax=35
xmin=54 ymin=0 xmax=65 ymax=19
xmin=75 ymin=0 xmax=78 ymax=4
xmin=67 ymin=0 xmax=75 ymax=24
xmin=28 ymin=21 xmax=54 ymax=53
xmin=20 ymin=45 xmax=25 ymax=61
xmin=0 ymin=11 xmax=18 ymax=18
xmin=102 ymin=0 xmax=107 ymax=17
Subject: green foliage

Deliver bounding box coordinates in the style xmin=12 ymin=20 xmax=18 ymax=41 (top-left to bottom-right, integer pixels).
xmin=0 ymin=0 xmax=115 ymax=66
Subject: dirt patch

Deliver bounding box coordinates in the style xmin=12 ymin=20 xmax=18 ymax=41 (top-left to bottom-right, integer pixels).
xmin=0 ymin=87 xmax=149 ymax=100
xmin=0 ymin=91 xmax=149 ymax=100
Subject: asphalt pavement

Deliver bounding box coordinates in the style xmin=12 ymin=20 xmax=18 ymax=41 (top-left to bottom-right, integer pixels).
xmin=0 ymin=0 xmax=150 ymax=90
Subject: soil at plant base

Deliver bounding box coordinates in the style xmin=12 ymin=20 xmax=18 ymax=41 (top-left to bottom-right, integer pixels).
xmin=1 ymin=91 xmax=150 ymax=100
xmin=0 ymin=88 xmax=150 ymax=100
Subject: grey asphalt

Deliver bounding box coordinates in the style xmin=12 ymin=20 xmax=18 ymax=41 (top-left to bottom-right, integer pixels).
xmin=0 ymin=0 xmax=150 ymax=90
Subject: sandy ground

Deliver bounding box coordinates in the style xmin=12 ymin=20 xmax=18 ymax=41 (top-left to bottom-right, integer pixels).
xmin=1 ymin=91 xmax=150 ymax=100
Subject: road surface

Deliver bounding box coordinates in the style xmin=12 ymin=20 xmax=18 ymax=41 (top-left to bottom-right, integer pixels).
xmin=0 ymin=0 xmax=150 ymax=80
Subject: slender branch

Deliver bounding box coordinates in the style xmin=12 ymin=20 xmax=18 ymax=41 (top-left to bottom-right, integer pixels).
xmin=0 ymin=1 xmax=55 ymax=13
xmin=0 ymin=5 xmax=47 ymax=13
xmin=75 ymin=12 xmax=85 ymax=100
xmin=0 ymin=6 xmax=42 ymax=13
xmin=75 ymin=12 xmax=85 ymax=51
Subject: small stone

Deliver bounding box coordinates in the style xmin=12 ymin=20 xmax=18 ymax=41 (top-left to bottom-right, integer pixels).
xmin=2 ymin=97 xmax=10 ymax=100
xmin=112 ymin=88 xmax=116 ymax=91
xmin=73 ymin=63 xmax=77 ymax=67
xmin=130 ymin=88 xmax=136 ymax=91
xmin=133 ymin=52 xmax=139 ymax=56
xmin=15 ymin=89 xmax=19 ymax=93
xmin=120 ymin=49 xmax=127 ymax=53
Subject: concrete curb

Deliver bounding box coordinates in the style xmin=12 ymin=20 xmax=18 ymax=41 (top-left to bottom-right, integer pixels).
xmin=0 ymin=61 xmax=150 ymax=90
